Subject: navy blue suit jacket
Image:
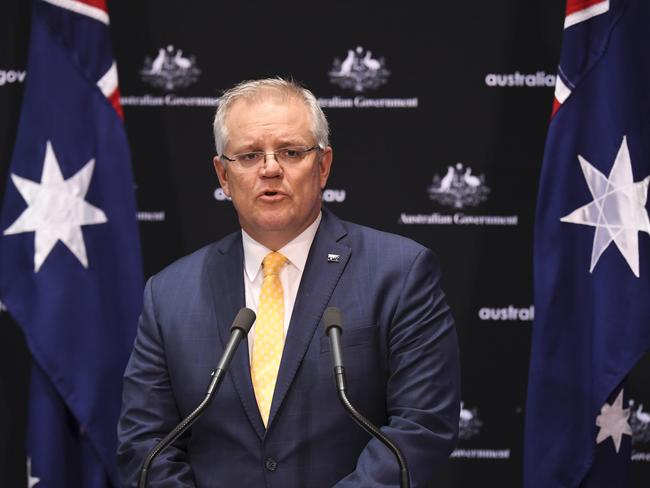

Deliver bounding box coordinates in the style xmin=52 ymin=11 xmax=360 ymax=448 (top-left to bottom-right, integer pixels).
xmin=117 ymin=209 xmax=460 ymax=487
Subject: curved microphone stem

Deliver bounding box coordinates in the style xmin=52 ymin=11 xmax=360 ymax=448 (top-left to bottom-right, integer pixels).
xmin=323 ymin=306 xmax=410 ymax=488
xmin=334 ymin=367 xmax=410 ymax=488
xmin=138 ymin=369 xmax=225 ymax=488
xmin=139 ymin=308 xmax=255 ymax=488
xmin=138 ymin=369 xmax=223 ymax=488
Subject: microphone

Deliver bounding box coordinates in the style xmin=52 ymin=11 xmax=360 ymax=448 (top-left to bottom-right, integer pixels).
xmin=138 ymin=307 xmax=256 ymax=488
xmin=322 ymin=307 xmax=410 ymax=488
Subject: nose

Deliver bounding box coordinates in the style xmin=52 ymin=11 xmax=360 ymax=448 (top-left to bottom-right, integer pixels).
xmin=261 ymin=153 xmax=282 ymax=177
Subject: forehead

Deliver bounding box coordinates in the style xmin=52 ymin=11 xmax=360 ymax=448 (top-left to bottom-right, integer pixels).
xmin=225 ymin=94 xmax=312 ymax=144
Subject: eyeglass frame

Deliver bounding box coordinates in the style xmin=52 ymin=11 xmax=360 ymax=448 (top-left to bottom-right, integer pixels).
xmin=219 ymin=144 xmax=322 ymax=169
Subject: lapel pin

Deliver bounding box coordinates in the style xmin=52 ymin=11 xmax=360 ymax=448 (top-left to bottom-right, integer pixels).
xmin=327 ymin=254 xmax=340 ymax=263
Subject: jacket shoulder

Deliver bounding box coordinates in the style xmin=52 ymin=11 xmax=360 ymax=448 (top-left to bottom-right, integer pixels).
xmin=340 ymin=218 xmax=431 ymax=257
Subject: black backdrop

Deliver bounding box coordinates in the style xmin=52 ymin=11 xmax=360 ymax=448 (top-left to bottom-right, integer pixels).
xmin=1 ymin=1 xmax=649 ymax=487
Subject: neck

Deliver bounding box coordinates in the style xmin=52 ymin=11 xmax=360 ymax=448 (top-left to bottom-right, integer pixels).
xmin=250 ymin=233 xmax=292 ymax=252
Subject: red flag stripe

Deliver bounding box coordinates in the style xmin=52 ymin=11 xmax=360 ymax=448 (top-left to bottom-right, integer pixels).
xmin=73 ymin=0 xmax=107 ymax=13
xmin=550 ymin=74 xmax=571 ymax=118
xmin=564 ymin=0 xmax=609 ymax=29
xmin=41 ymin=0 xmax=109 ymax=25
xmin=97 ymin=63 xmax=123 ymax=119
xmin=566 ymin=0 xmax=606 ymax=16
xmin=551 ymin=98 xmax=562 ymax=118
xmin=107 ymin=88 xmax=124 ymax=120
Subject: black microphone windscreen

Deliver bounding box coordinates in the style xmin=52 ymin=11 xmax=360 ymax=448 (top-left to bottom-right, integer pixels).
xmin=231 ymin=307 xmax=256 ymax=334
xmin=323 ymin=306 xmax=343 ymax=334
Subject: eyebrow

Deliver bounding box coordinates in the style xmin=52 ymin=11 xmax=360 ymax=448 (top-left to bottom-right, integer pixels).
xmin=232 ymin=139 xmax=309 ymax=152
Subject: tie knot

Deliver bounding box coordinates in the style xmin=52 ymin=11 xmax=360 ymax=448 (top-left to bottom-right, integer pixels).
xmin=262 ymin=252 xmax=287 ymax=277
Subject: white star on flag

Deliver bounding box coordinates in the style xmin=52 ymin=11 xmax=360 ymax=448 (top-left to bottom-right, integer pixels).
xmin=561 ymin=136 xmax=650 ymax=277
xmin=26 ymin=457 xmax=40 ymax=488
xmin=595 ymin=389 xmax=632 ymax=453
xmin=3 ymin=140 xmax=108 ymax=272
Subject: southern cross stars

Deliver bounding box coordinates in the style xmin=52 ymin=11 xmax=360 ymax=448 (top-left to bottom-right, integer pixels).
xmin=561 ymin=136 xmax=650 ymax=277
xmin=3 ymin=140 xmax=107 ymax=271
xmin=27 ymin=457 xmax=40 ymax=488
xmin=596 ymin=389 xmax=632 ymax=453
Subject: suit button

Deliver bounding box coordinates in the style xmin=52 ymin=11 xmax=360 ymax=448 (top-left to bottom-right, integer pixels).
xmin=265 ymin=457 xmax=278 ymax=472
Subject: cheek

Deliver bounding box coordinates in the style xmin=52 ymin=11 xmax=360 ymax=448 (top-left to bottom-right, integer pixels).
xmin=298 ymin=178 xmax=324 ymax=205
xmin=308 ymin=166 xmax=325 ymax=190
xmin=227 ymin=173 xmax=252 ymax=196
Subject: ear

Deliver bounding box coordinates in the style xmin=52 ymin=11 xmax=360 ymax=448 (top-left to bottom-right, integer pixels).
xmin=318 ymin=146 xmax=333 ymax=190
xmin=213 ymin=156 xmax=231 ymax=197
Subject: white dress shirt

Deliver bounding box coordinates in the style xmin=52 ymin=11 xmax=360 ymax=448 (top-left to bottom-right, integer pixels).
xmin=242 ymin=212 xmax=322 ymax=360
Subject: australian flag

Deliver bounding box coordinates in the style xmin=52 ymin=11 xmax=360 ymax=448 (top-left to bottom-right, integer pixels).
xmin=0 ymin=1 xmax=143 ymax=486
xmin=524 ymin=0 xmax=650 ymax=487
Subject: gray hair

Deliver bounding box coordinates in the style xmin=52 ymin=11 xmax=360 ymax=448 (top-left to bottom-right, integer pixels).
xmin=213 ymin=77 xmax=329 ymax=155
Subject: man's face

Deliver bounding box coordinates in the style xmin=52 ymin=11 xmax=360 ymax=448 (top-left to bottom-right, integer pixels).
xmin=213 ymin=95 xmax=332 ymax=249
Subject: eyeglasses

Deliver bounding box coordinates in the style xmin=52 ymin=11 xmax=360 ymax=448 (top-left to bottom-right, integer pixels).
xmin=220 ymin=145 xmax=321 ymax=169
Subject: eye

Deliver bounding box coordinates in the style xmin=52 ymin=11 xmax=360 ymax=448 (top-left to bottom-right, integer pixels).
xmin=279 ymin=147 xmax=306 ymax=159
xmin=238 ymin=152 xmax=262 ymax=163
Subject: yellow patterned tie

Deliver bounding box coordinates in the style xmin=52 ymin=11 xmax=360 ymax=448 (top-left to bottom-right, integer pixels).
xmin=251 ymin=251 xmax=287 ymax=426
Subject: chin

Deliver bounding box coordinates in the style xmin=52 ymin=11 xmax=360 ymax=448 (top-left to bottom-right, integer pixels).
xmin=254 ymin=214 xmax=295 ymax=232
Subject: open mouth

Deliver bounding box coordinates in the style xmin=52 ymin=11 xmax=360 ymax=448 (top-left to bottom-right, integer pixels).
xmin=259 ymin=191 xmax=285 ymax=201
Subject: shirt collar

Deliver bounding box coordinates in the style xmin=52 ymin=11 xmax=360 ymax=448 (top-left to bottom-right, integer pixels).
xmin=242 ymin=211 xmax=322 ymax=282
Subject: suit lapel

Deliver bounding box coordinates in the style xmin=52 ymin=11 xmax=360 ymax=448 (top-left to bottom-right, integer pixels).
xmin=205 ymin=233 xmax=266 ymax=439
xmin=267 ymin=210 xmax=350 ymax=429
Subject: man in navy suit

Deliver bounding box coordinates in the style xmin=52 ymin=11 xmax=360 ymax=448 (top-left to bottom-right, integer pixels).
xmin=117 ymin=78 xmax=460 ymax=487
